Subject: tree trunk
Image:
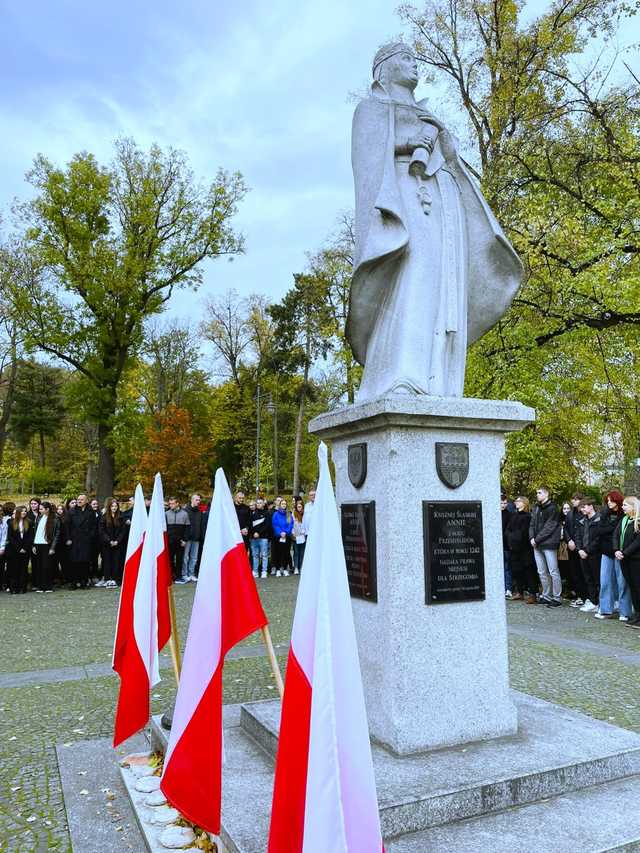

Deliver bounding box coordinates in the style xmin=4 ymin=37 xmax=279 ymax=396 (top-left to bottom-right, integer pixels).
xmin=0 ymin=325 xmax=19 ymax=466
xmin=292 ymin=340 xmax=311 ymax=496
xmin=96 ymin=422 xmax=115 ymax=502
xmin=38 ymin=430 xmax=46 ymax=468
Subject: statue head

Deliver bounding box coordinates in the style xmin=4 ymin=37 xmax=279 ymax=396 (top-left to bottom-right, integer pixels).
xmin=372 ymin=42 xmax=418 ymax=89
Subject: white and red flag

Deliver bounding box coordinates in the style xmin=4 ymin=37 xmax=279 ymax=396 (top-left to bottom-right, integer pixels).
xmin=268 ymin=442 xmax=383 ymax=853
xmin=112 ymin=474 xmax=173 ymax=747
xmin=112 ymin=483 xmax=149 ymax=747
xmin=161 ymin=467 xmax=267 ymax=834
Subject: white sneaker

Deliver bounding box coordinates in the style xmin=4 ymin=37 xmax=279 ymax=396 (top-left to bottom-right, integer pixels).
xmin=276 ymin=569 xmax=282 ymax=577
xmin=619 ymin=615 xmax=629 ymax=622
xmin=260 ymin=571 xmax=267 ymax=579
xmin=95 ymin=580 xmax=106 ymax=588
xmin=270 ymin=569 xmax=276 ymax=576
xmin=580 ymin=600 xmax=597 ymax=612
xmin=283 ymin=570 xmax=289 ymax=577
xmin=570 ymin=598 xmax=584 ymax=608
xmin=252 ymin=571 xmax=259 ymax=578
xmin=505 ymin=590 xmax=512 ymax=599
xmin=106 ymin=580 xmax=117 ymax=588
xmin=294 ymin=568 xmax=299 ymax=575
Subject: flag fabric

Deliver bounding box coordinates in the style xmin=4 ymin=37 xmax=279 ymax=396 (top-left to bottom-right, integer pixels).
xmin=160 ymin=467 xmax=268 ymax=834
xmin=268 ymin=442 xmax=383 ymax=853
xmin=155 ymin=478 xmax=172 ymax=652
xmin=112 ymin=483 xmax=149 ymax=747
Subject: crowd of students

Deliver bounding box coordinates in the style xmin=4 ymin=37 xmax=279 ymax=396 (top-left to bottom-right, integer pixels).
xmin=0 ymin=487 xmax=317 ymax=594
xmin=502 ymin=487 xmax=640 ymax=628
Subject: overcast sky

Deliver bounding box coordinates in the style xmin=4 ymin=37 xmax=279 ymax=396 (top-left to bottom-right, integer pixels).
xmin=1 ymin=0 xmax=637 ymax=322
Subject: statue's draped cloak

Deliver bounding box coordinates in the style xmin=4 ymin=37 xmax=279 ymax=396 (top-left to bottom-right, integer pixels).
xmin=346 ymin=84 xmax=523 ymax=370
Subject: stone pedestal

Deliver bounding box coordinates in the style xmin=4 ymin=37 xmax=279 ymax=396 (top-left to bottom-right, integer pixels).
xmin=309 ymin=395 xmax=534 ymax=755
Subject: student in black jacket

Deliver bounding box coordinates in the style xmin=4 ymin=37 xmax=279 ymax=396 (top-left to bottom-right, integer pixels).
xmin=577 ymin=498 xmax=601 ymax=612
xmin=99 ymin=498 xmax=127 ymax=588
xmin=234 ymin=491 xmax=251 ymax=554
xmin=7 ymin=507 xmax=35 ymax=594
xmin=614 ymin=496 xmax=640 ymax=627
xmin=529 ymin=486 xmax=562 ymax=605
xmin=31 ymin=501 xmax=61 ymax=592
xmin=250 ymin=498 xmax=272 ymax=578
xmin=506 ymin=497 xmax=537 ymax=602
xmin=596 ymin=490 xmax=630 ymax=621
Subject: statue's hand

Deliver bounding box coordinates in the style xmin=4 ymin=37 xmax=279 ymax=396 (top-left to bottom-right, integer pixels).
xmin=407 ymin=134 xmax=435 ymax=154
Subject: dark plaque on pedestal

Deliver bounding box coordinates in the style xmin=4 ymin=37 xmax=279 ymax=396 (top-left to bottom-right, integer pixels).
xmin=341 ymin=501 xmax=377 ymax=602
xmin=423 ymin=501 xmax=485 ymax=604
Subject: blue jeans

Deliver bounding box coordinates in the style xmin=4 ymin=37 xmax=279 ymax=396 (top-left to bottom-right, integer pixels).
xmin=599 ymin=555 xmax=632 ymax=617
xmin=293 ymin=541 xmax=306 ymax=572
xmin=503 ymin=548 xmax=512 ymax=593
xmin=182 ymin=540 xmax=199 ymax=578
xmin=251 ymin=538 xmax=269 ymax=574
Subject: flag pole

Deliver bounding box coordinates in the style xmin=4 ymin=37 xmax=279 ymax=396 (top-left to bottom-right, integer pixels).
xmin=168 ymin=586 xmax=182 ymax=685
xmin=260 ymin=625 xmax=284 ymax=699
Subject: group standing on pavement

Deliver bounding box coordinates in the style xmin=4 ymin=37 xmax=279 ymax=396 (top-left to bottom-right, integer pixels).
xmin=503 ymin=486 xmax=640 ymax=629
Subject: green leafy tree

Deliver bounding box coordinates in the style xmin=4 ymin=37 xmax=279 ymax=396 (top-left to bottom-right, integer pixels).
xmin=15 ymin=138 xmax=246 ymax=499
xmin=10 ymin=360 xmax=65 ymax=467
xmin=401 ymin=0 xmax=640 ymax=487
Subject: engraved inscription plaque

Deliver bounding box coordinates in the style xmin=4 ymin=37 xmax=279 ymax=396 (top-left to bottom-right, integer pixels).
xmin=423 ymin=501 xmax=485 ymax=604
xmin=341 ymin=501 xmax=377 ymax=602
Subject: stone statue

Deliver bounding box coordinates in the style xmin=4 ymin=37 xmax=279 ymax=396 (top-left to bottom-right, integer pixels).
xmin=346 ymin=43 xmax=523 ymax=400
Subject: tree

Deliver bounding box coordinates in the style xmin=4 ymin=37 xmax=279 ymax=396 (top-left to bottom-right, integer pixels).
xmin=131 ymin=405 xmax=213 ymax=497
xmin=269 ymin=274 xmax=334 ymax=495
xmin=0 ymin=243 xmax=26 ymax=465
xmin=16 ymin=138 xmax=246 ymax=500
xmin=10 ymin=360 xmax=65 ymax=467
xmin=201 ymin=289 xmax=253 ymax=385
xmin=400 ymin=0 xmax=640 ymax=485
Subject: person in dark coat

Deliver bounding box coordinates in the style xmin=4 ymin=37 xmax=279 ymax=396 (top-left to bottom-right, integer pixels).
xmin=501 ymin=493 xmax=513 ymax=597
xmin=577 ymin=498 xmax=601 ymax=612
xmin=89 ymin=498 xmax=101 ymax=582
xmin=506 ymin=496 xmax=537 ymax=602
xmin=165 ymin=497 xmax=190 ymax=582
xmin=99 ymin=498 xmax=127 ymax=588
xmin=564 ymin=493 xmax=587 ymax=607
xmin=234 ymin=491 xmax=251 ymax=554
xmin=7 ymin=507 xmax=35 ymax=594
xmin=614 ymin=496 xmax=640 ymax=627
xmin=181 ymin=494 xmax=204 ymax=583
xmin=250 ymin=498 xmax=272 ymax=578
xmin=31 ymin=501 xmax=61 ymax=592
xmin=596 ymin=490 xmax=630 ymax=620
xmin=67 ymin=494 xmax=97 ymax=588
xmin=54 ymin=504 xmax=70 ymax=585
xmin=529 ymin=486 xmax=562 ymax=605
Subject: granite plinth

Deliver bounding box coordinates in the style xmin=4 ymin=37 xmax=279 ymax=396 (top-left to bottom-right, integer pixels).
xmin=309 ymin=395 xmax=534 ymax=754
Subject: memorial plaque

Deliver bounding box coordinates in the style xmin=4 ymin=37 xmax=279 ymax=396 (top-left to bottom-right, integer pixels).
xmin=341 ymin=501 xmax=377 ymax=602
xmin=423 ymin=501 xmax=485 ymax=604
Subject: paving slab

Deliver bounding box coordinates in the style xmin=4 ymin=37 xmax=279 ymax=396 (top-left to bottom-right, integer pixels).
xmin=57 ymin=733 xmax=149 ymax=853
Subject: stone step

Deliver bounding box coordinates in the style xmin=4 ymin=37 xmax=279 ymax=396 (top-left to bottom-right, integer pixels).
xmin=385 ymin=774 xmax=640 ymax=852
xmin=239 ymin=691 xmax=640 ymax=838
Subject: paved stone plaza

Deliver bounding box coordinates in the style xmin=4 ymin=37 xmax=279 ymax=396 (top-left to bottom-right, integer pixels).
xmin=1 ymin=582 xmax=639 ymax=852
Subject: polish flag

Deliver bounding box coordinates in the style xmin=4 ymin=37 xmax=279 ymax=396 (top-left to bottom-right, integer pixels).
xmin=268 ymin=442 xmax=383 ymax=852
xmin=155 ymin=477 xmax=172 ymax=652
xmin=160 ymin=467 xmax=267 ymax=834
xmin=112 ymin=483 xmax=149 ymax=747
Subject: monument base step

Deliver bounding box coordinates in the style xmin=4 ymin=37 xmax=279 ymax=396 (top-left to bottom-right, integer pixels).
xmin=384 ymin=774 xmax=640 ymax=852
xmin=148 ymin=691 xmax=640 ymax=851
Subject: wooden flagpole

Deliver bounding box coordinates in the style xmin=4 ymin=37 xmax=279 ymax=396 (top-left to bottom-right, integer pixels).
xmin=260 ymin=625 xmax=284 ymax=699
xmin=168 ymin=586 xmax=182 ymax=686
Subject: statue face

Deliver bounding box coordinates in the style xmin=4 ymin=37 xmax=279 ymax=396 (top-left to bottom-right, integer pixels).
xmin=384 ymin=49 xmax=418 ymax=88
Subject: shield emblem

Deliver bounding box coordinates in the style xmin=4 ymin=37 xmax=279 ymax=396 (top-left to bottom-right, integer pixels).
xmin=348 ymin=443 xmax=367 ymax=489
xmin=435 ymin=442 xmax=469 ymax=489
